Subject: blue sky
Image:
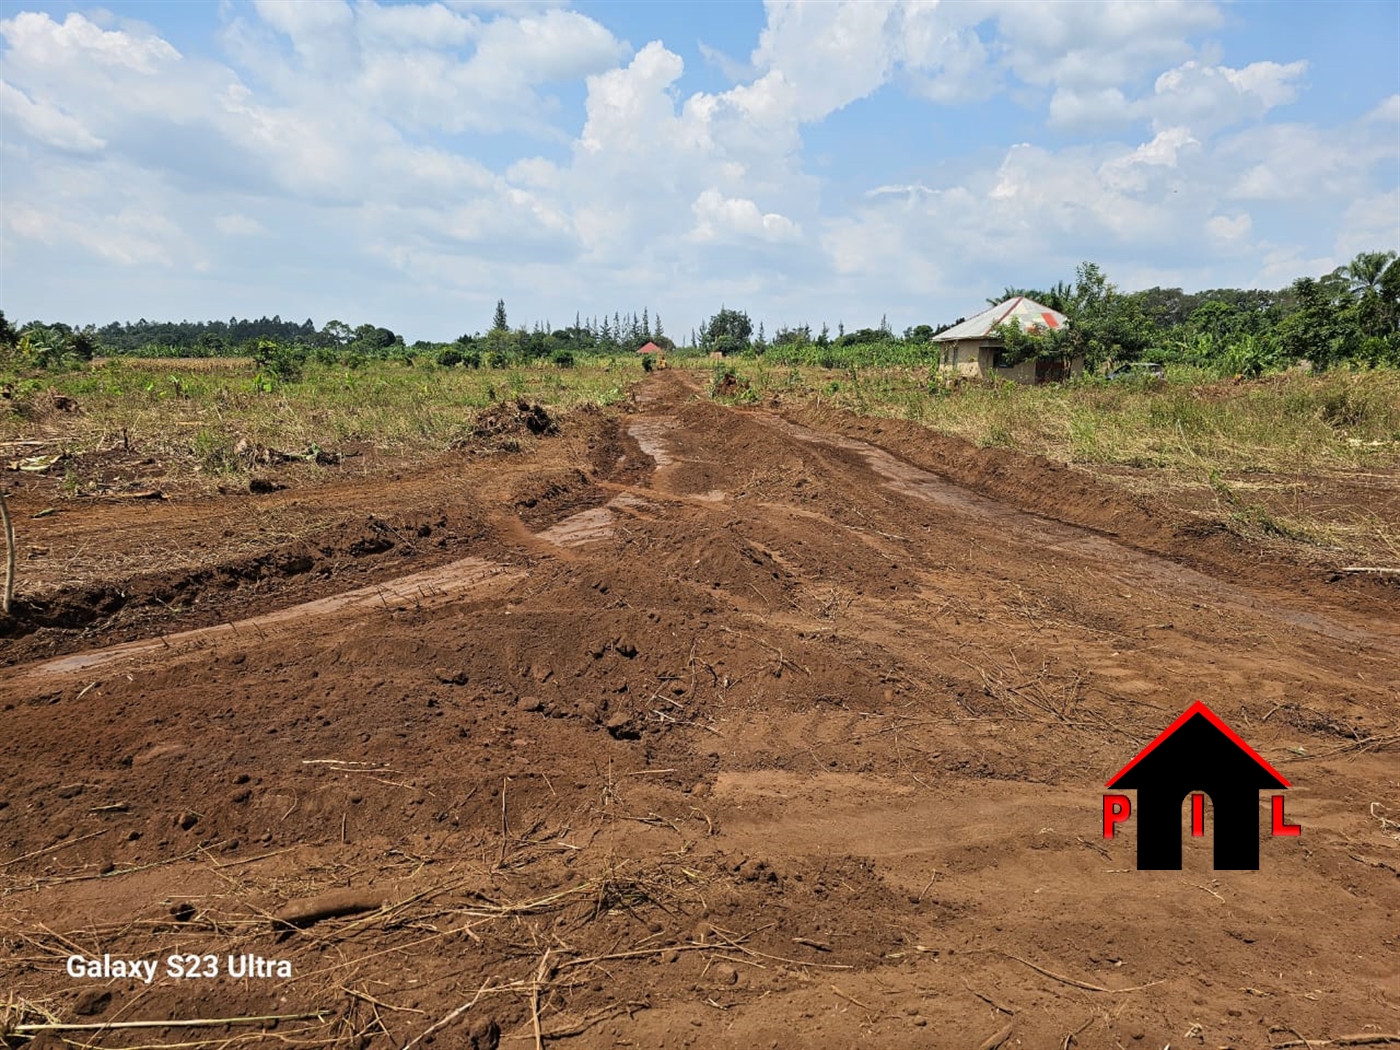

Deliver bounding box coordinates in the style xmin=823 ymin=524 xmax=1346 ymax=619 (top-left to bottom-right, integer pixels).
xmin=1 ymin=0 xmax=1396 ymax=342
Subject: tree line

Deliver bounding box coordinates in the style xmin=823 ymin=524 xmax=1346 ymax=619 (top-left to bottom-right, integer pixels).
xmin=0 ymin=298 xmax=677 ymax=375
xmin=989 ymin=251 xmax=1400 ymax=375
xmin=2 ymin=249 xmax=1396 ymax=376
xmin=698 ymin=249 xmax=1399 ymax=375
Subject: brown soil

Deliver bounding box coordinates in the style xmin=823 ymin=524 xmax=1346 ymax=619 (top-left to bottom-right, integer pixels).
xmin=2 ymin=372 xmax=1397 ymax=1049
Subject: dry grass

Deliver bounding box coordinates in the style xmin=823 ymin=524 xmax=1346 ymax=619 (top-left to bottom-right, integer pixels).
xmin=0 ymin=357 xmax=636 ymax=493
xmin=730 ymin=363 xmax=1400 ymax=475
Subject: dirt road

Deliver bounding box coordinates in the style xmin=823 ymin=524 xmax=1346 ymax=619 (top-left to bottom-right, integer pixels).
xmin=3 ymin=372 xmax=1397 ymax=1048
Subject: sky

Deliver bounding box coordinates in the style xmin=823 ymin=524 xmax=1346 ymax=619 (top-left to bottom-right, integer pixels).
xmin=1 ymin=0 xmax=1397 ymax=342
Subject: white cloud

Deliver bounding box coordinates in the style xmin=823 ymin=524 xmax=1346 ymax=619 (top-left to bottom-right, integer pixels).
xmin=355 ymin=2 xmax=476 ymax=48
xmin=1334 ymin=189 xmax=1400 ymax=261
xmin=579 ymin=41 xmax=688 ymax=156
xmin=1206 ymin=213 xmax=1252 ymax=245
xmin=993 ymin=1 xmax=1221 ymax=91
xmin=1099 ymin=127 xmax=1200 ymax=191
xmin=1 ymin=10 xmax=180 ymax=73
xmin=1147 ymin=59 xmax=1307 ymax=130
xmin=751 ymin=1 xmax=897 ymax=121
xmin=5 ymin=201 xmax=192 ymax=267
xmin=560 ymin=41 xmax=813 ymax=266
xmin=900 ymin=4 xmax=996 ymax=103
xmin=689 ymin=189 xmax=800 ymax=243
xmin=1224 ymin=108 xmax=1398 ymax=202
xmin=865 ymin=184 xmax=934 ymax=200
xmin=0 ymin=80 xmax=105 ymax=151
xmin=250 ymin=0 xmax=358 ymax=73
xmin=1048 ymin=58 xmax=1308 ymax=133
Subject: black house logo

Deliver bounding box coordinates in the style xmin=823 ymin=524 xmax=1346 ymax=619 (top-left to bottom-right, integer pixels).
xmin=1103 ymin=701 xmax=1300 ymax=870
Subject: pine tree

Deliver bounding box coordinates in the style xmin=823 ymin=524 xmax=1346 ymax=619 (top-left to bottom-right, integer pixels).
xmin=655 ymin=313 xmax=664 ymax=339
xmin=492 ymin=299 xmax=508 ymax=332
xmin=642 ymin=308 xmax=651 ymax=340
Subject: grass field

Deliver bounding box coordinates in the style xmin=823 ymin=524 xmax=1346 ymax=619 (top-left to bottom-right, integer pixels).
xmin=2 ymin=356 xmax=636 ymax=484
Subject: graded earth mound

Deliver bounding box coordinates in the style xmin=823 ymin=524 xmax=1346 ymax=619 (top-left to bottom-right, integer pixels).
xmin=1 ymin=372 xmax=1397 ymax=1048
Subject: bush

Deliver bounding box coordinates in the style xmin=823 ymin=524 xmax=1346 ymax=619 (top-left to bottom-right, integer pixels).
xmin=251 ymin=338 xmax=305 ymax=383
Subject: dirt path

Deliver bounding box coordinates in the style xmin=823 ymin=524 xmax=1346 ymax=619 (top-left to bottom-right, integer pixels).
xmin=2 ymin=372 xmax=1397 ymax=1048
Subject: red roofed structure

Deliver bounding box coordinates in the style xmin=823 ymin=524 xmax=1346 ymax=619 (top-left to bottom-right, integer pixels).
xmin=636 ymin=341 xmax=661 ymax=355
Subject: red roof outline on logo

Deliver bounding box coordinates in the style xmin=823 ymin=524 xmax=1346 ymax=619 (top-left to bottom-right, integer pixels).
xmin=1105 ymin=700 xmax=1290 ymax=788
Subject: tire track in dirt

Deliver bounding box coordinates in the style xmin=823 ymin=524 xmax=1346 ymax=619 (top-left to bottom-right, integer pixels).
xmin=756 ymin=412 xmax=1397 ymax=652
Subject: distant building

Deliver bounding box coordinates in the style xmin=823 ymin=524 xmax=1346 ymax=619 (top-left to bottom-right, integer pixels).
xmin=636 ymin=341 xmax=662 ymax=355
xmin=933 ymin=296 xmax=1080 ymax=384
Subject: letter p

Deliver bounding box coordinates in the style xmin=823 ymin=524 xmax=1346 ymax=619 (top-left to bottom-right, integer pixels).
xmin=1103 ymin=794 xmax=1131 ymax=838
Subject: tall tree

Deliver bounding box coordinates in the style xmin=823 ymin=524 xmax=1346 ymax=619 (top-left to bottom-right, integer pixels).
xmin=700 ymin=307 xmax=753 ymax=355
xmin=492 ymin=299 xmax=508 ymax=332
xmin=1346 ymin=250 xmax=1400 ymax=338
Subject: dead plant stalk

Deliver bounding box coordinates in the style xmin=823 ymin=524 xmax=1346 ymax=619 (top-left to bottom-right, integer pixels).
xmin=1 ymin=490 xmax=14 ymax=614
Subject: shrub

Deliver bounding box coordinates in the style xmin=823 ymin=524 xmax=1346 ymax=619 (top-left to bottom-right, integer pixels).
xmin=251 ymin=338 xmax=305 ymax=383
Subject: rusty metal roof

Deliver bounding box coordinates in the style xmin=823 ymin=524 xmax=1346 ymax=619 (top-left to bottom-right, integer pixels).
xmin=933 ymin=297 xmax=1067 ymax=341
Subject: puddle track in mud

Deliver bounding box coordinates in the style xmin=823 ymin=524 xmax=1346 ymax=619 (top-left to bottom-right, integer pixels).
xmin=626 ymin=418 xmax=679 ymax=467
xmin=534 ymin=420 xmax=677 ymax=546
xmin=758 ymin=413 xmax=1397 ymax=651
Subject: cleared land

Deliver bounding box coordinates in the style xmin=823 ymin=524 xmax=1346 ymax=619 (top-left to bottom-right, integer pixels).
xmin=1 ymin=368 xmax=1397 ymax=1048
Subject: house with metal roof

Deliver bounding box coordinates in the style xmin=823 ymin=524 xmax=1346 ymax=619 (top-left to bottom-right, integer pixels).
xmin=932 ymin=296 xmax=1079 ymax=384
